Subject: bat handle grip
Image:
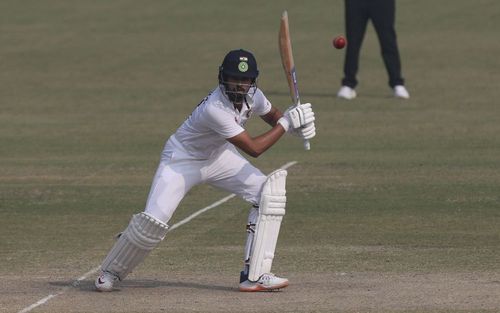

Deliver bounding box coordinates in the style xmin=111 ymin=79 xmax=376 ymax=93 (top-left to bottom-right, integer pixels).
xmin=303 ymin=139 xmax=310 ymax=151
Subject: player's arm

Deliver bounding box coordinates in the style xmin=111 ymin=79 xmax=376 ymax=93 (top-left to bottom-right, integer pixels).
xmin=227 ymin=104 xmax=315 ymax=158
xmin=260 ymin=106 xmax=283 ymax=127
xmin=227 ymin=106 xmax=288 ymax=158
xmin=227 ymin=125 xmax=286 ymax=158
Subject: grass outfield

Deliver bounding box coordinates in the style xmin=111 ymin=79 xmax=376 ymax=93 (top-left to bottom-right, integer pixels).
xmin=1 ymin=0 xmax=500 ymax=312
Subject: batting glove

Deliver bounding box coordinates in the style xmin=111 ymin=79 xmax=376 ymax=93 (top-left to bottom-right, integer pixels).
xmin=299 ymin=122 xmax=316 ymax=140
xmin=289 ymin=121 xmax=316 ymax=139
xmin=277 ymin=103 xmax=315 ymax=132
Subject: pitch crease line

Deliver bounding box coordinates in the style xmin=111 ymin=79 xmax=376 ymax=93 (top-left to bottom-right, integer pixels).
xmin=17 ymin=161 xmax=297 ymax=313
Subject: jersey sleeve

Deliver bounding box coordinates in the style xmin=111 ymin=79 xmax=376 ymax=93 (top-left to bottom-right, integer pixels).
xmin=203 ymin=102 xmax=244 ymax=138
xmin=252 ymin=89 xmax=272 ymax=116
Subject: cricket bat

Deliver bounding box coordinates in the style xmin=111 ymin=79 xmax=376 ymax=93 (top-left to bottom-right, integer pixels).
xmin=279 ymin=10 xmax=310 ymax=151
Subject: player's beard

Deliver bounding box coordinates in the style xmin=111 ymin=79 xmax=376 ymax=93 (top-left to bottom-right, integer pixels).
xmin=220 ymin=83 xmax=257 ymax=105
xmin=227 ymin=92 xmax=245 ymax=104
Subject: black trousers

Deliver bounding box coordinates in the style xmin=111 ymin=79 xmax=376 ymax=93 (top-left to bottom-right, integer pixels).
xmin=342 ymin=0 xmax=405 ymax=88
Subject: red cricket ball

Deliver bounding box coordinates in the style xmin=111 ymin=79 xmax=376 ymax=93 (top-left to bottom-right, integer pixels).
xmin=333 ymin=36 xmax=346 ymax=49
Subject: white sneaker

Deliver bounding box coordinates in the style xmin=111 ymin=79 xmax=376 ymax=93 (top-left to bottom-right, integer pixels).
xmin=239 ymin=273 xmax=289 ymax=292
xmin=394 ymin=85 xmax=410 ymax=99
xmin=337 ymin=86 xmax=357 ymax=100
xmin=95 ymin=271 xmax=119 ymax=292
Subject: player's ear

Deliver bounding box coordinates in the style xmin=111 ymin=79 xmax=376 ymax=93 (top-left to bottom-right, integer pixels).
xmin=218 ymin=66 xmax=223 ymax=82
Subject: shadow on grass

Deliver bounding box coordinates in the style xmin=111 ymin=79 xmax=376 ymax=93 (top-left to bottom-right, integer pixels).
xmin=50 ymin=279 xmax=236 ymax=292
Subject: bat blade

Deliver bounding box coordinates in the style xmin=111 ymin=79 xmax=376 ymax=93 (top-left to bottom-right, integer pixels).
xmin=279 ymin=10 xmax=310 ymax=150
xmin=279 ymin=11 xmax=300 ymax=105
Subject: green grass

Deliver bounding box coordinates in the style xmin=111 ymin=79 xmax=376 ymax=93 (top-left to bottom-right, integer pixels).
xmin=1 ymin=0 xmax=500 ymax=312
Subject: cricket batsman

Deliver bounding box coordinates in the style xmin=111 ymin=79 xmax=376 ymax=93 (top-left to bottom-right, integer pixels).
xmin=95 ymin=49 xmax=316 ymax=292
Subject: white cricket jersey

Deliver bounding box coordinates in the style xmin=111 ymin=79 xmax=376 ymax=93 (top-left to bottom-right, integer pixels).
xmin=163 ymin=86 xmax=272 ymax=160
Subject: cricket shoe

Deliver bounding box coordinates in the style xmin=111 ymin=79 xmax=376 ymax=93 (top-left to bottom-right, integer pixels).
xmin=239 ymin=273 xmax=289 ymax=292
xmin=394 ymin=85 xmax=410 ymax=99
xmin=337 ymin=86 xmax=357 ymax=100
xmin=95 ymin=271 xmax=119 ymax=292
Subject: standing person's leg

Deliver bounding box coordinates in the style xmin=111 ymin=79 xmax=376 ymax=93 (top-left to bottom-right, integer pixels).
xmin=207 ymin=147 xmax=288 ymax=291
xmin=144 ymin=159 xmax=203 ymax=223
xmin=95 ymin=157 xmax=202 ymax=291
xmin=342 ymin=0 xmax=370 ymax=89
xmin=370 ymin=0 xmax=405 ymax=88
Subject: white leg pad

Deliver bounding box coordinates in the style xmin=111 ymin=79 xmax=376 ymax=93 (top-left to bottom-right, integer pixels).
xmin=248 ymin=169 xmax=287 ymax=281
xmin=100 ymin=212 xmax=169 ymax=280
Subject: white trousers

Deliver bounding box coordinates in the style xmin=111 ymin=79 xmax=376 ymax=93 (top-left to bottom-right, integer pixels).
xmin=144 ymin=141 xmax=267 ymax=224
